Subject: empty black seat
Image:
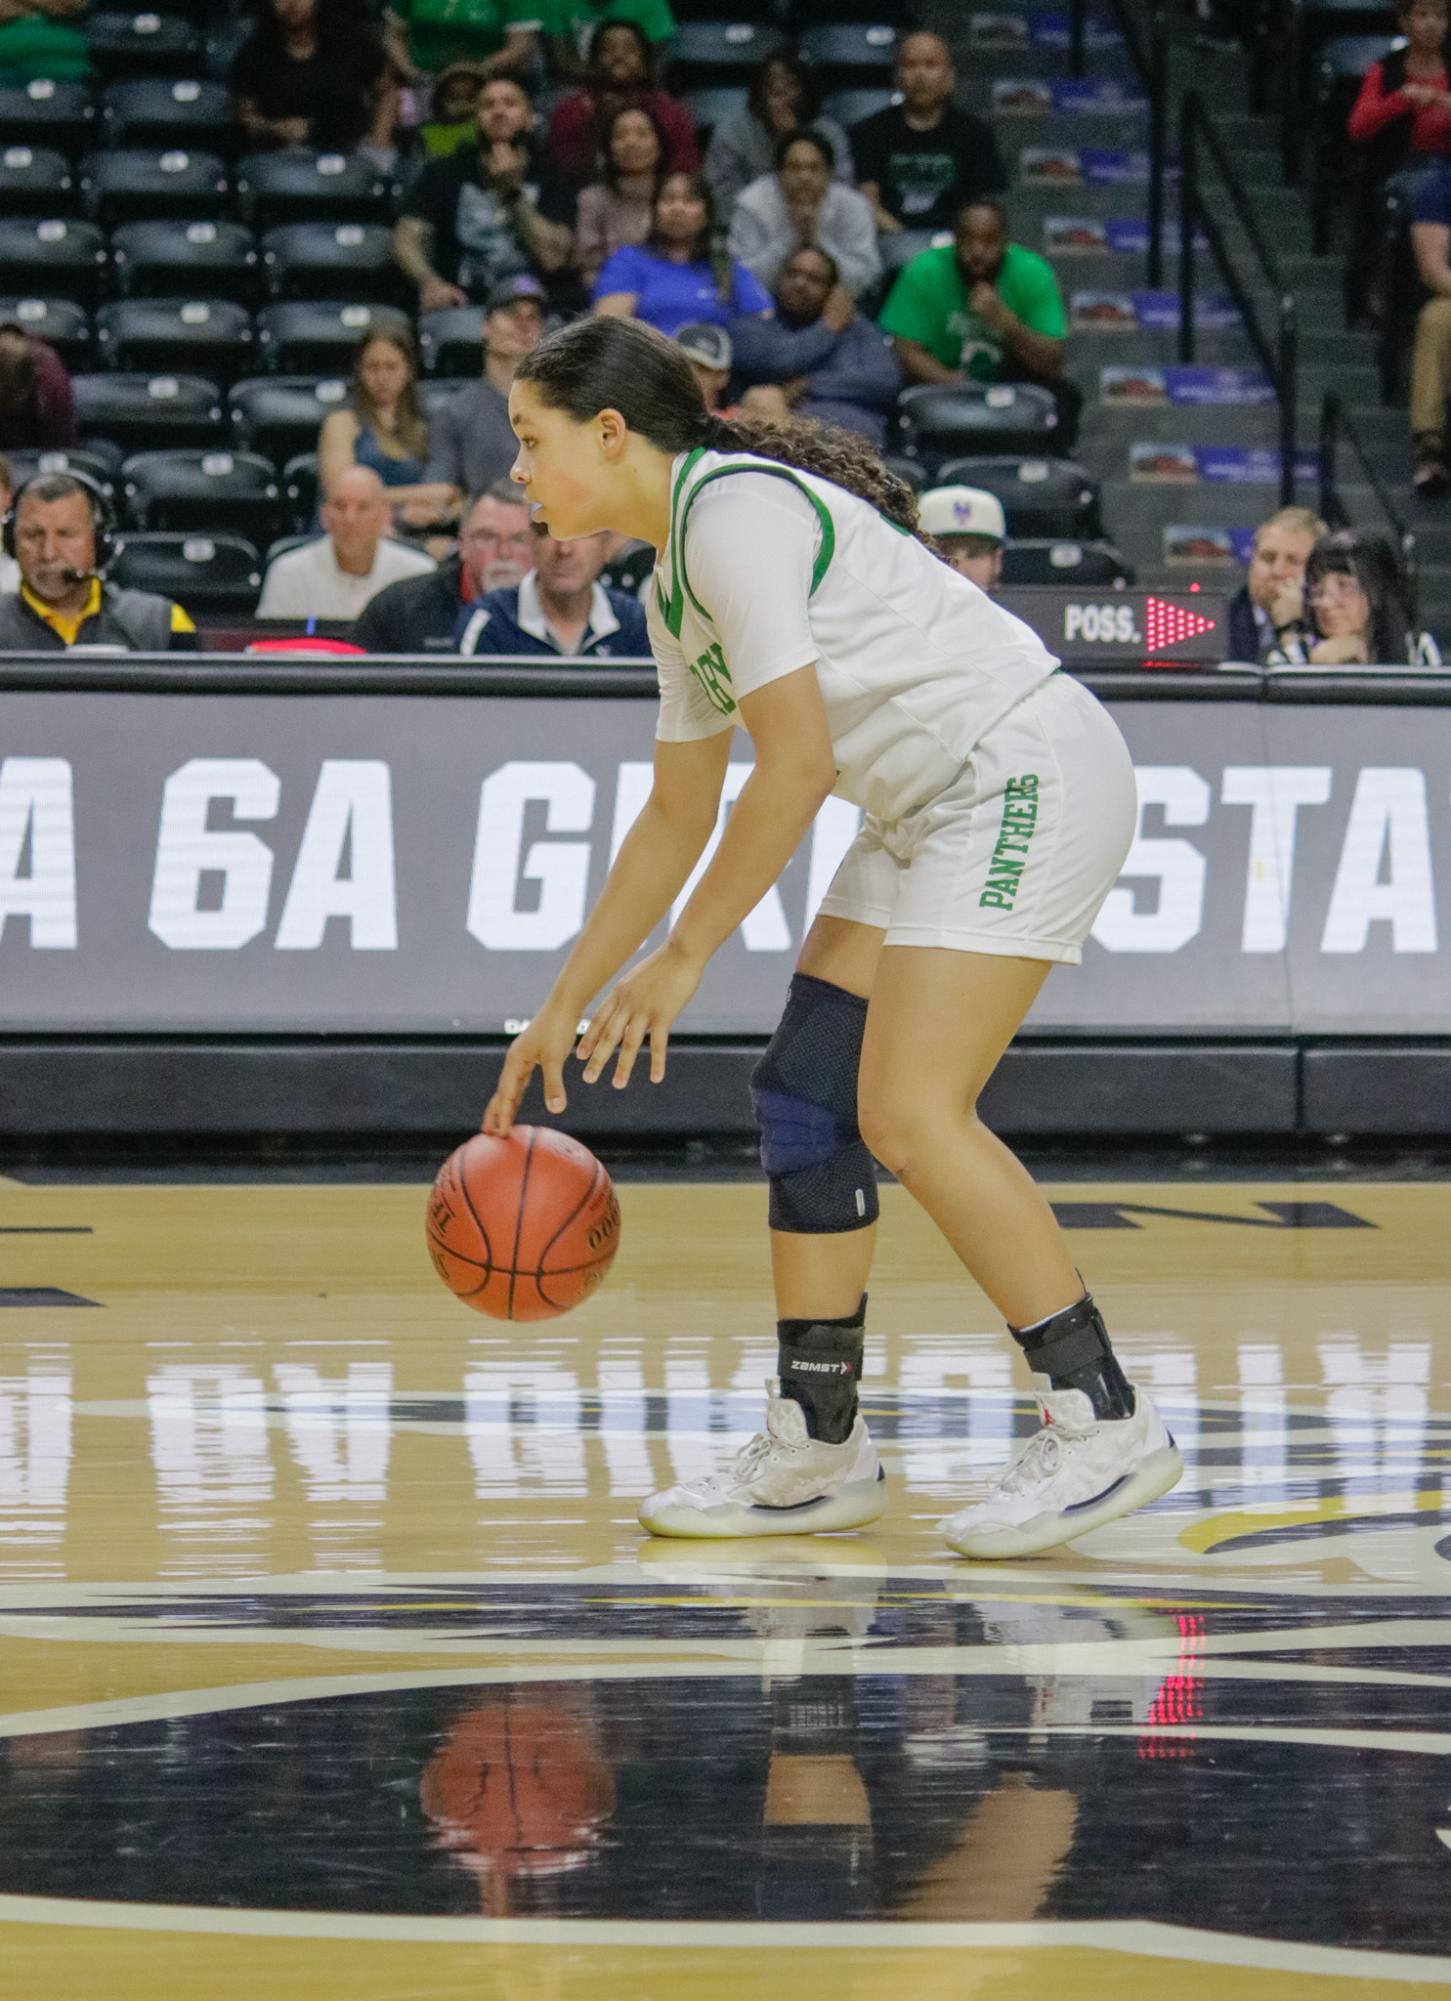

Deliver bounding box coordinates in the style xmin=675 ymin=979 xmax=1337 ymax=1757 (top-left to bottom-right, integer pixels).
xmin=0 ymin=147 xmax=77 ymax=217
xmin=86 ymin=9 xmax=203 ymax=79
xmin=103 ymin=77 xmax=235 ymax=153
xmin=96 ymin=298 xmax=254 ymax=382
xmin=72 ymin=371 xmax=224 ymax=452
xmin=229 ymin=374 xmax=349 ymax=462
xmin=999 ymin=538 xmax=1135 ymax=587
xmin=666 ymin=20 xmax=788 ymax=88
xmin=934 ymin=455 xmax=1102 ymax=539
xmin=110 ymin=218 xmax=258 ymax=301
xmin=418 ymin=304 xmax=486 ymax=377
xmin=0 ymin=218 xmax=107 ymax=308
xmin=0 ymin=297 xmax=91 ymax=371
xmin=202 ymin=18 xmax=250 ymax=82
xmin=282 ymin=450 xmax=319 ymax=531
xmin=897 ymin=382 xmax=1061 ymax=464
xmin=234 ymin=151 xmax=392 ymax=229
xmin=109 ymin=531 xmax=262 ymax=616
xmin=121 ymin=448 xmax=281 ymax=544
xmin=0 ymin=79 xmax=96 ymax=154
xmin=81 ymin=147 xmax=228 ymax=225
xmin=797 ymin=22 xmax=898 ymax=83
xmin=256 ymin=300 xmax=410 ymax=375
xmin=260 ymin=221 xmax=401 ymax=302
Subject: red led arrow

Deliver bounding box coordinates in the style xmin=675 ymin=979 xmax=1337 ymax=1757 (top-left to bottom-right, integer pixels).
xmin=1144 ymin=595 xmax=1218 ymax=651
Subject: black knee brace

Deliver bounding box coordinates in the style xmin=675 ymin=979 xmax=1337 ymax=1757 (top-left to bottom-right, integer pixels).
xmin=750 ymin=973 xmax=879 ymax=1235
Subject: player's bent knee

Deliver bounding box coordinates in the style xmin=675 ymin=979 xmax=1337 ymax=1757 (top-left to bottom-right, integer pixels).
xmin=751 ymin=972 xmax=879 ymax=1235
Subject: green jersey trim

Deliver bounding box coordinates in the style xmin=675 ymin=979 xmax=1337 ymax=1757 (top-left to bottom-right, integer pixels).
xmin=657 ymin=452 xmax=835 ymax=638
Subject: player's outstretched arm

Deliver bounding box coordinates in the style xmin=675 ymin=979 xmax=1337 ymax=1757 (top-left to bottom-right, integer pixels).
xmin=482 ymin=732 xmax=732 ymax=1133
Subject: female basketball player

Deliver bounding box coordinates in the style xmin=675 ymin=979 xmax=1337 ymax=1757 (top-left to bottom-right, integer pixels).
xmin=483 ymin=315 xmax=1183 ymax=1555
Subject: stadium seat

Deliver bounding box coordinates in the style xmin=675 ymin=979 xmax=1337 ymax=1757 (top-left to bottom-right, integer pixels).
xmin=282 ymin=450 xmax=319 ymax=531
xmin=202 ymin=17 xmax=250 ymax=82
xmin=229 ymin=375 xmax=348 ymax=462
xmin=797 ymin=23 xmax=899 ymax=84
xmin=86 ymin=9 xmax=203 ymax=79
xmin=822 ymin=87 xmax=897 ymax=129
xmin=0 ymin=147 xmax=77 ymax=217
xmin=896 ymin=383 xmax=1060 ymax=464
xmin=881 ymin=452 xmax=925 ymax=491
xmin=110 ymin=218 xmax=258 ymax=301
xmin=0 ymin=219 xmax=107 ymax=309
xmin=666 ymin=21 xmax=788 ymax=88
xmin=935 ymin=455 xmax=1102 ymax=538
xmin=0 ymin=298 xmax=92 ymax=371
xmin=109 ymin=531 xmax=263 ymax=617
xmin=680 ymin=87 xmax=749 ymax=144
xmin=72 ymin=372 xmax=223 ymax=453
xmin=0 ymin=79 xmax=96 ymax=154
xmin=96 ymin=298 xmax=255 ymax=383
xmin=999 ymin=538 xmax=1135 ymax=587
xmin=260 ymin=222 xmax=402 ymax=302
xmin=81 ymin=148 xmax=229 ymax=225
xmin=234 ymin=152 xmax=392 ymax=229
xmin=121 ymin=448 xmax=282 ymax=545
xmin=255 ymin=301 xmax=411 ymax=376
xmin=103 ymin=78 xmax=236 ymax=154
xmin=418 ymin=304 xmax=486 ymax=377
xmin=5 ymin=447 xmax=118 ymax=497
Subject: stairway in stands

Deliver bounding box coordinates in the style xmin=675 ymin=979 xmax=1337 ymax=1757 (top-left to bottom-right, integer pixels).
xmin=919 ymin=0 xmax=1451 ymax=643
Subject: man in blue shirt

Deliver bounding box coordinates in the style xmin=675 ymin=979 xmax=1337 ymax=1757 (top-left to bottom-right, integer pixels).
xmin=456 ymin=514 xmax=649 ymax=656
xmin=728 ymin=246 xmax=902 ymax=447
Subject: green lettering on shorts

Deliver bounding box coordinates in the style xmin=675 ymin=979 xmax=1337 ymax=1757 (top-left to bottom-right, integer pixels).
xmin=979 ymin=773 xmax=1041 ymax=909
xmin=690 ymin=639 xmax=736 ymax=716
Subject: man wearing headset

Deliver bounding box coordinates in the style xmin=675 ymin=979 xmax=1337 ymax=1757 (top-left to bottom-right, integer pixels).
xmin=0 ymin=472 xmax=197 ymax=652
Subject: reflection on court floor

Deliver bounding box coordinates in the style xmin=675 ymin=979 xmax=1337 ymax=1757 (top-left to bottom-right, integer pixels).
xmin=0 ymin=1177 xmax=1447 ymax=1999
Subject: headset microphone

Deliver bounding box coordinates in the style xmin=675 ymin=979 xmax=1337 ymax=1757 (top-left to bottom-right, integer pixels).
xmin=60 ymin=566 xmax=94 ymax=585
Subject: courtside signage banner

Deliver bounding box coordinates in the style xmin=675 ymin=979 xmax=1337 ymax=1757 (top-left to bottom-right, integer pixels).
xmin=0 ymin=692 xmax=1446 ymax=1035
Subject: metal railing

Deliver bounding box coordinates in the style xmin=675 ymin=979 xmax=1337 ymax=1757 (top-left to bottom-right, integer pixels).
xmin=1179 ymin=88 xmax=1298 ymax=506
xmin=1319 ymin=390 xmax=1417 ymax=583
xmin=1067 ymin=0 xmax=1169 ymax=285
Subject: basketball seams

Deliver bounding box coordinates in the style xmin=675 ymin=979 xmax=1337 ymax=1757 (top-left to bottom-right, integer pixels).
xmin=453 ymin=1151 xmax=495 ymax=1274
xmin=535 ymin=1158 xmax=604 ymax=1273
xmin=507 ymin=1128 xmax=537 ymax=1321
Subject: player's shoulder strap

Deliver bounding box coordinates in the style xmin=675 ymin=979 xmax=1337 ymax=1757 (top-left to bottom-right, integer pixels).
xmin=656 ymin=446 xmax=836 ymax=639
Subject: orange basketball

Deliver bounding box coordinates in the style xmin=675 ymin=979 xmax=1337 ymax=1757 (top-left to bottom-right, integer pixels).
xmin=425 ymin=1126 xmax=620 ymax=1321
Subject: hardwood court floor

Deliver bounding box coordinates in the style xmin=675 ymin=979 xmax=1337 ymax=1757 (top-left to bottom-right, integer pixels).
xmin=0 ymin=1169 xmax=1447 ymax=1999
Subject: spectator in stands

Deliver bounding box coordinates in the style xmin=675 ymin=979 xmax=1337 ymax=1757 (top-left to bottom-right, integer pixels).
xmin=0 ymin=473 xmax=196 ymax=652
xmin=231 ymin=0 xmax=397 ymax=162
xmin=418 ymin=62 xmax=489 ymax=159
xmin=0 ymin=458 xmax=16 ymax=594
xmin=919 ymin=484 xmax=1006 ymax=590
xmin=1268 ymin=527 xmax=1441 ymax=665
xmin=881 ymin=198 xmax=1075 ymax=440
xmin=575 ymin=104 xmax=666 ymax=291
xmin=1349 ymin=0 xmax=1451 ymax=171
xmin=257 ymin=466 xmax=435 ymax=620
xmin=704 ymin=50 xmax=853 ymax=213
xmin=1226 ymin=504 xmax=1324 ymax=662
xmin=383 ymin=0 xmax=542 ymax=88
xmin=852 ymin=32 xmax=1005 ymax=235
xmin=356 ymin=480 xmax=533 ymax=650
xmin=728 ymin=130 xmax=881 ymax=300
xmin=0 ymin=320 xmax=74 ymax=452
xmin=395 ymin=76 xmax=574 ymax=310
xmin=319 ymin=331 xmax=457 ymax=536
xmin=594 ymin=172 xmax=768 ymax=334
xmin=729 ymin=247 xmax=900 ymax=445
xmin=0 ymin=0 xmax=90 ymax=85
xmin=548 ymin=20 xmax=697 ymax=184
xmin=458 ymin=514 xmax=649 ymax=655
xmin=547 ymin=0 xmax=677 ymax=80
xmin=1407 ymin=161 xmax=1451 ymax=490
xmin=676 ymin=322 xmax=736 ymax=415
xmin=422 ymin=274 xmax=545 ymax=507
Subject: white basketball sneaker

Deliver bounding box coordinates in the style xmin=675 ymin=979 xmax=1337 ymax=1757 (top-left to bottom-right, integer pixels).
xmin=639 ymin=1380 xmax=887 ymax=1539
xmin=940 ymin=1386 xmax=1182 ymax=1559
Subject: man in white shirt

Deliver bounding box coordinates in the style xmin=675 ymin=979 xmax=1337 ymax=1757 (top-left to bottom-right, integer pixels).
xmin=257 ymin=465 xmax=435 ymax=621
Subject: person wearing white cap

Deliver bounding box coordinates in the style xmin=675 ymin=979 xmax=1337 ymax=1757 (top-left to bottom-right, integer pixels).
xmin=919 ymin=484 xmax=1006 ymax=591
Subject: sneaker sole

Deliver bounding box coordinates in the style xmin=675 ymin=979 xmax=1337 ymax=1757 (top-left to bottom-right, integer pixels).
xmin=941 ymin=1442 xmax=1184 ymax=1560
xmin=639 ymin=1470 xmax=888 ymax=1540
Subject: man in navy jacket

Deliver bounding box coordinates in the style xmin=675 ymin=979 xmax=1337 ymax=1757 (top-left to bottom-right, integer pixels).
xmin=456 ymin=515 xmax=649 ymax=658
xmin=729 ymin=245 xmax=902 ymax=447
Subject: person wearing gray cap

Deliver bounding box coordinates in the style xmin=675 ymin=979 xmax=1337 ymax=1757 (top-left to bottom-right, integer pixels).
xmin=919 ymin=484 xmax=1007 ymax=591
xmin=675 ymin=322 xmax=736 ymax=415
xmin=421 ymin=276 xmax=548 ymax=512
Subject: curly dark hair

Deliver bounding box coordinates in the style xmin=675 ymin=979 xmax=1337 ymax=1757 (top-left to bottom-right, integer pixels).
xmin=516 ymin=314 xmax=928 ymax=544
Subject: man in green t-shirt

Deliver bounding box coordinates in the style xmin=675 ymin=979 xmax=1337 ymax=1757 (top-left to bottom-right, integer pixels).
xmin=879 ymin=198 xmax=1077 ymax=440
xmin=385 ymin=0 xmax=544 ymax=81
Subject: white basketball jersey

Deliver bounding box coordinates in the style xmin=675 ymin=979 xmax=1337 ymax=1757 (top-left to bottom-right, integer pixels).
xmin=646 ymin=447 xmax=1059 ymax=823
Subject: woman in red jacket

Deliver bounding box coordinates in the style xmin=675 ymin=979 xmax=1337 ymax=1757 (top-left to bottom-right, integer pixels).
xmin=548 ymin=19 xmax=698 ymax=184
xmin=1346 ymin=0 xmax=1451 ymax=322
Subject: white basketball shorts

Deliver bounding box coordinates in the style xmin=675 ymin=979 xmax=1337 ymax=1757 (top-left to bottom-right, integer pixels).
xmin=816 ymin=670 xmax=1138 ymax=965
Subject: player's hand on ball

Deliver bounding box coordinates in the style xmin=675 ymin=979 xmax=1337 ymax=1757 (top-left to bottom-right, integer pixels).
xmin=483 ymin=1001 xmax=578 ymax=1135
xmin=577 ymin=943 xmax=703 ymax=1091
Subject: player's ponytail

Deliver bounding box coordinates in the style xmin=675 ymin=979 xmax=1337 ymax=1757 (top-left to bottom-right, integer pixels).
xmin=516 ymin=316 xmax=931 ymax=547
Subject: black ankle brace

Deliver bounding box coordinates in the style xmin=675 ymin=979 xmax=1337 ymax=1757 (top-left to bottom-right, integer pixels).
xmin=1009 ymin=1290 xmax=1135 ymax=1420
xmin=777 ymin=1294 xmax=866 ymax=1444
